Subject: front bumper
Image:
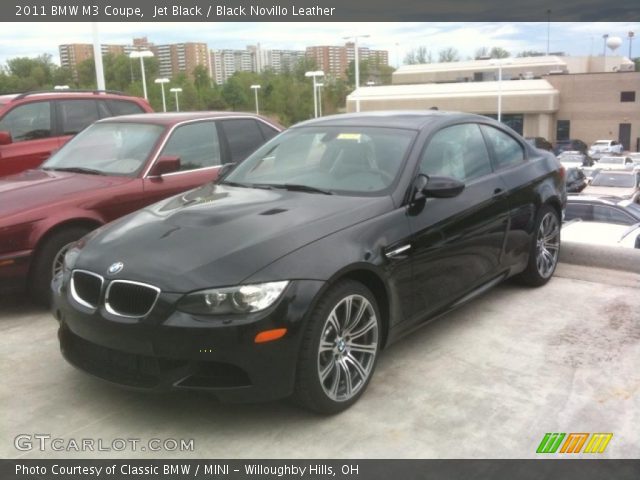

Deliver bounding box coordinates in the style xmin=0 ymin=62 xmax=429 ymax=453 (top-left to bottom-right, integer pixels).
xmin=52 ymin=274 xmax=325 ymax=402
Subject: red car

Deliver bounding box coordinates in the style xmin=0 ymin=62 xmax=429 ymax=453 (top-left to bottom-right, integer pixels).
xmin=0 ymin=90 xmax=153 ymax=177
xmin=0 ymin=112 xmax=281 ymax=303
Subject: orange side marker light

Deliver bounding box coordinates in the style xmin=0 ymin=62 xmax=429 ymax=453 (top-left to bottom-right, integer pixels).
xmin=254 ymin=328 xmax=287 ymax=344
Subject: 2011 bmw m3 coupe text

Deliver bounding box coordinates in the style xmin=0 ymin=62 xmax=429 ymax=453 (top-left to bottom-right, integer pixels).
xmin=52 ymin=112 xmax=566 ymax=413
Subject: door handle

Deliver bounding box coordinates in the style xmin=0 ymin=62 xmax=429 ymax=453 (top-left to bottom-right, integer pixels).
xmin=385 ymin=244 xmax=411 ymax=259
xmin=493 ymin=187 xmax=504 ymax=196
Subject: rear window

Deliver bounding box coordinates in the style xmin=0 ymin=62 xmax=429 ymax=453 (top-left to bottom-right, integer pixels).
xmin=106 ymin=100 xmax=146 ymax=116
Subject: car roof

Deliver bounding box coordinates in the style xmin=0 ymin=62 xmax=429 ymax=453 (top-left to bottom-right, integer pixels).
xmin=291 ymin=110 xmax=490 ymax=130
xmin=0 ymin=91 xmax=144 ymax=104
xmin=567 ymin=194 xmax=624 ymax=205
xmin=97 ymin=111 xmax=276 ymax=127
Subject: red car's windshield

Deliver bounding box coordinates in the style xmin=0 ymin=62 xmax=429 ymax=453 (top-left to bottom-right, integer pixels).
xmin=42 ymin=122 xmax=164 ymax=176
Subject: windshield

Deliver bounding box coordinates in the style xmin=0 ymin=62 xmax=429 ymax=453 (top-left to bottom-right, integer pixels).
xmin=223 ymin=126 xmax=416 ymax=195
xmin=591 ymin=173 xmax=635 ymax=188
xmin=599 ymin=157 xmax=623 ymax=165
xmin=43 ymin=122 xmax=164 ymax=176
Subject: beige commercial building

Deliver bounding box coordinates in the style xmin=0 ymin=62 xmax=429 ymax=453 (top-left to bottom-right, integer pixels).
xmin=347 ymin=56 xmax=639 ymax=151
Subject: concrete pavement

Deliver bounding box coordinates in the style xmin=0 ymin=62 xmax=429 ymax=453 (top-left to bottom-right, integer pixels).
xmin=1 ymin=262 xmax=639 ymax=459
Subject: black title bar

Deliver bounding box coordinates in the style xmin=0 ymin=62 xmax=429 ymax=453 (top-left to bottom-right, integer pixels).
xmin=4 ymin=0 xmax=640 ymax=22
xmin=2 ymin=460 xmax=640 ymax=480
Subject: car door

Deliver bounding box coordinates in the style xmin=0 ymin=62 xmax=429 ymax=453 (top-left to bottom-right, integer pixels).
xmin=479 ymin=124 xmax=540 ymax=271
xmin=0 ymin=100 xmax=58 ymax=176
xmin=143 ymin=120 xmax=222 ymax=202
xmin=404 ymin=122 xmax=509 ymax=324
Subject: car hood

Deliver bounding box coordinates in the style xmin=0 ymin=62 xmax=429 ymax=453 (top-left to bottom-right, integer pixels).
xmin=75 ymin=183 xmax=393 ymax=292
xmin=0 ymin=169 xmax=132 ymax=218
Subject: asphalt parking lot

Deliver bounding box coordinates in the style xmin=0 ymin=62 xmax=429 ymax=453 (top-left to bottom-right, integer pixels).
xmin=1 ymin=260 xmax=639 ymax=459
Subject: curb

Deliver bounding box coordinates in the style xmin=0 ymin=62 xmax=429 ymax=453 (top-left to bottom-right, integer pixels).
xmin=559 ymin=241 xmax=640 ymax=274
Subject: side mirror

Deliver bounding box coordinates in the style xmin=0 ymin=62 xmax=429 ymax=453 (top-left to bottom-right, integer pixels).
xmin=0 ymin=131 xmax=12 ymax=146
xmin=413 ymin=174 xmax=465 ymax=200
xmin=216 ymin=162 xmax=237 ymax=181
xmin=149 ymin=155 xmax=181 ymax=177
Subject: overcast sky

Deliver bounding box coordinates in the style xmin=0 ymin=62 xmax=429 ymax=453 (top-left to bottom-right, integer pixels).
xmin=0 ymin=22 xmax=638 ymax=67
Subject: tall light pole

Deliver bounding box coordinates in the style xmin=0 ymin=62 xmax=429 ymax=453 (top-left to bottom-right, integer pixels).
xmin=316 ymin=82 xmax=324 ymax=117
xmin=343 ymin=34 xmax=370 ymax=112
xmin=250 ymin=85 xmax=261 ymax=114
xmin=154 ymin=78 xmax=169 ymax=112
xmin=304 ymin=70 xmax=324 ymax=118
xmin=491 ymin=60 xmax=512 ymax=123
xmin=546 ymin=9 xmax=551 ymax=55
xmin=603 ymin=34 xmax=609 ymax=57
xmin=629 ymin=31 xmax=635 ymax=59
xmin=129 ymin=50 xmax=154 ymax=100
xmin=170 ymin=87 xmax=182 ymax=112
xmin=91 ymin=22 xmax=105 ymax=90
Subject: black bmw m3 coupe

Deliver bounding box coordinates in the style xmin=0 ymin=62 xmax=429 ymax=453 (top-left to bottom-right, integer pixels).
xmin=52 ymin=111 xmax=566 ymax=414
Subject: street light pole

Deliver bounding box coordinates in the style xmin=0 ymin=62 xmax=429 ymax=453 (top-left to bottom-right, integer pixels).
xmin=629 ymin=32 xmax=635 ymax=59
xmin=316 ymin=83 xmax=324 ymax=117
xmin=343 ymin=34 xmax=370 ymax=112
xmin=603 ymin=34 xmax=609 ymax=58
xmin=491 ymin=60 xmax=512 ymax=123
xmin=250 ymin=85 xmax=261 ymax=115
xmin=170 ymin=87 xmax=182 ymax=112
xmin=155 ymin=78 xmax=169 ymax=112
xmin=304 ymin=71 xmax=324 ymax=118
xmin=130 ymin=50 xmax=154 ymax=100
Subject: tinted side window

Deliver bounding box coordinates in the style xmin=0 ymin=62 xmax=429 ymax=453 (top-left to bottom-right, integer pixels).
xmin=481 ymin=125 xmax=525 ymax=170
xmin=58 ymin=100 xmax=100 ymax=135
xmin=160 ymin=121 xmax=220 ymax=171
xmin=564 ymin=203 xmax=593 ymax=221
xmin=592 ymin=205 xmax=634 ymax=225
xmin=0 ymin=101 xmax=52 ymax=142
xmin=258 ymin=121 xmax=279 ymax=141
xmin=221 ymin=119 xmax=265 ymax=162
xmin=106 ymin=100 xmax=146 ymax=116
xmin=420 ymin=123 xmax=492 ymax=182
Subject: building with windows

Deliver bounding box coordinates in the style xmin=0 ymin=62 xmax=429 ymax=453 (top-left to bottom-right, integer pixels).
xmin=152 ymin=42 xmax=212 ymax=80
xmin=210 ymin=45 xmax=306 ymax=84
xmin=59 ymin=43 xmax=129 ymax=81
xmin=306 ymin=43 xmax=389 ymax=79
xmin=347 ymin=56 xmax=639 ymax=150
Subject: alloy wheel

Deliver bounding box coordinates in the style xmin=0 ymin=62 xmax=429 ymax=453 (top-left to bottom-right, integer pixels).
xmin=535 ymin=212 xmax=560 ymax=279
xmin=317 ymin=294 xmax=379 ymax=402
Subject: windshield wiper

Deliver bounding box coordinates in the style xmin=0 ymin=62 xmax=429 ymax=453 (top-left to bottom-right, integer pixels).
xmin=220 ymin=181 xmax=274 ymax=190
xmin=271 ymin=184 xmax=334 ymax=195
xmin=44 ymin=167 xmax=106 ymax=175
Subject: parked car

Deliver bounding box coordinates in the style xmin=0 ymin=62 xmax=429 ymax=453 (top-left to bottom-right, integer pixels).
xmin=629 ymin=152 xmax=640 ymax=169
xmin=0 ymin=112 xmax=281 ymax=303
xmin=582 ymin=166 xmax=602 ymax=184
xmin=561 ymin=220 xmax=640 ymax=249
xmin=0 ymin=90 xmax=153 ymax=177
xmin=565 ymin=167 xmax=587 ymax=193
xmin=565 ymin=195 xmax=640 ymax=225
xmin=583 ymin=171 xmax=640 ymax=202
xmin=596 ymin=155 xmax=634 ymax=171
xmin=554 ymin=139 xmax=588 ymax=156
xmin=557 ymin=151 xmax=593 ymax=168
xmin=588 ymin=139 xmax=623 ymax=159
xmin=52 ymin=111 xmax=566 ymax=413
xmin=525 ymin=136 xmax=553 ymax=151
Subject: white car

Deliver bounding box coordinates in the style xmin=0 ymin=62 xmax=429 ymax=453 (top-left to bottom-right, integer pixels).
xmin=561 ymin=220 xmax=640 ymax=249
xmin=588 ymin=140 xmax=623 ymax=158
xmin=596 ymin=155 xmax=634 ymax=171
xmin=583 ymin=171 xmax=640 ymax=202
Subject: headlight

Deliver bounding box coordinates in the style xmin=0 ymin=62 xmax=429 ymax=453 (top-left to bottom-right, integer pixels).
xmin=177 ymin=281 xmax=289 ymax=315
xmin=62 ymin=245 xmax=81 ymax=272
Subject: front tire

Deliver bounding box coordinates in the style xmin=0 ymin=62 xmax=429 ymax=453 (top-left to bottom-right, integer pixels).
xmin=517 ymin=205 xmax=561 ymax=287
xmin=293 ymin=280 xmax=381 ymax=414
xmin=29 ymin=226 xmax=91 ymax=305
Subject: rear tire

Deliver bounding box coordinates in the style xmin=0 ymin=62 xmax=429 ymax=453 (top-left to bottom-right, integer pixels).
xmin=293 ymin=280 xmax=381 ymax=414
xmin=29 ymin=226 xmax=91 ymax=305
xmin=516 ymin=205 xmax=561 ymax=287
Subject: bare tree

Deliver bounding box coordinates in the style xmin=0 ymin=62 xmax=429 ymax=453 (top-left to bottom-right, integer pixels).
xmin=438 ymin=47 xmax=460 ymax=63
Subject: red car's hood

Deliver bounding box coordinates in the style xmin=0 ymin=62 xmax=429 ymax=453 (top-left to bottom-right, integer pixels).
xmin=0 ymin=169 xmax=132 ymax=217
